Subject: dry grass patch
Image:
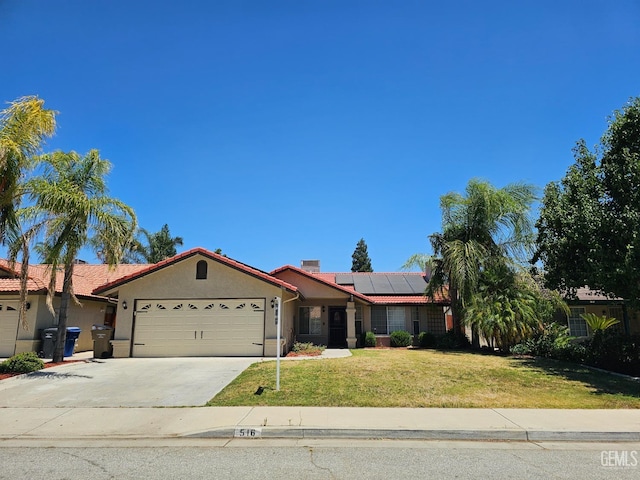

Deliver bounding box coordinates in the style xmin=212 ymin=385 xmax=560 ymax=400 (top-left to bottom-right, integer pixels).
xmin=207 ymin=349 xmax=640 ymax=408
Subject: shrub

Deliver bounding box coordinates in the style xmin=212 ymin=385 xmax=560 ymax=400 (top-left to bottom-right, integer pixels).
xmin=291 ymin=342 xmax=325 ymax=354
xmin=510 ymin=322 xmax=577 ymax=359
xmin=390 ymin=330 xmax=412 ymax=347
xmin=364 ymin=331 xmax=376 ymax=347
xmin=418 ymin=331 xmax=437 ymax=348
xmin=436 ymin=329 xmax=471 ymax=350
xmin=584 ymin=333 xmax=640 ymax=376
xmin=0 ymin=351 xmax=45 ymax=374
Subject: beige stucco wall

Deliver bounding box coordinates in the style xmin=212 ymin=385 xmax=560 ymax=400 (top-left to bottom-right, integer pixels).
xmin=103 ymin=254 xmax=295 ymax=357
xmin=9 ymin=294 xmax=108 ymax=354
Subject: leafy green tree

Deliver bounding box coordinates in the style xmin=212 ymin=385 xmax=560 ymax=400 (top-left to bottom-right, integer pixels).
xmin=536 ymin=97 xmax=640 ymax=309
xmin=27 ymin=150 xmax=136 ymax=362
xmin=351 ymin=238 xmax=373 ymax=272
xmin=0 ymin=96 xmax=56 ymax=242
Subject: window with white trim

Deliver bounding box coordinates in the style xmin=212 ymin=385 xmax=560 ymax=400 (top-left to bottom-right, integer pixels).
xmin=568 ymin=307 xmax=588 ymax=337
xmin=299 ymin=306 xmax=322 ymax=335
xmin=371 ymin=306 xmax=406 ymax=334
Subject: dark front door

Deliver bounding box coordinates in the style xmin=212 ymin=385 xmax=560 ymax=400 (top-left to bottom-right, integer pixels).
xmin=328 ymin=307 xmax=347 ymax=348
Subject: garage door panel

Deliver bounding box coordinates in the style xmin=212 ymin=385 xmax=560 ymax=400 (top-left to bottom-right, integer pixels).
xmin=0 ymin=302 xmax=19 ymax=357
xmin=133 ymin=299 xmax=265 ymax=357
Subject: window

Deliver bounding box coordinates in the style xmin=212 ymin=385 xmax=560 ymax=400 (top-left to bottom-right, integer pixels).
xmin=299 ymin=306 xmax=322 ymax=335
xmin=425 ymin=306 xmax=446 ymax=335
xmin=568 ymin=307 xmax=587 ymax=337
xmin=371 ymin=306 xmax=406 ymax=334
xmin=196 ymin=260 xmax=207 ymax=279
xmin=608 ymin=306 xmax=625 ymax=334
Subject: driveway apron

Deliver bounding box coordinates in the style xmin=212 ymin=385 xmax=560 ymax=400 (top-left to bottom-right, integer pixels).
xmin=0 ymin=357 xmax=256 ymax=407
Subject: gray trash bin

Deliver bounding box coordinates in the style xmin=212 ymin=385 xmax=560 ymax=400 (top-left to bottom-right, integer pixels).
xmin=41 ymin=327 xmax=58 ymax=359
xmin=91 ymin=325 xmax=114 ymax=359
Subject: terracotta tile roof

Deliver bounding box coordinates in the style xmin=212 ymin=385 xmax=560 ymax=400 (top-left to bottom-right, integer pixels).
xmin=270 ymin=266 xmax=450 ymax=304
xmin=93 ymin=247 xmax=298 ymax=295
xmin=270 ymin=265 xmax=372 ymax=303
xmin=367 ymin=295 xmax=440 ymax=305
xmin=0 ymin=259 xmax=149 ymax=298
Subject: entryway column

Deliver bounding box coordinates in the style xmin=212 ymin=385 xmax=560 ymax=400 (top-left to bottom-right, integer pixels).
xmin=346 ymin=301 xmax=357 ymax=348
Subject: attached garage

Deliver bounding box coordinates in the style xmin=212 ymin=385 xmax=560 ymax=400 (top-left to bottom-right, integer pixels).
xmin=0 ymin=301 xmax=19 ymax=357
xmin=132 ymin=298 xmax=266 ymax=357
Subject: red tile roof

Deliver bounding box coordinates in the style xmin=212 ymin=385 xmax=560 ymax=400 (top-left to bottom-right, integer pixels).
xmin=93 ymin=247 xmax=298 ymax=295
xmin=270 ymin=266 xmax=449 ymax=304
xmin=271 ymin=265 xmax=372 ymax=303
xmin=0 ymin=259 xmax=149 ymax=298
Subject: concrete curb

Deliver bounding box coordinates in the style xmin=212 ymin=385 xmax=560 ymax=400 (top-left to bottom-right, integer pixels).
xmin=185 ymin=427 xmax=640 ymax=442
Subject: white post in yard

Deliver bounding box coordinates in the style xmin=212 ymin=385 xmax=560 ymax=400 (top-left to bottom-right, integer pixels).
xmin=274 ymin=296 xmax=282 ymax=391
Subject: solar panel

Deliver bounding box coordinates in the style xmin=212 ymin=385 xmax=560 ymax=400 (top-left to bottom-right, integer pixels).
xmin=353 ymin=275 xmax=375 ymax=294
xmin=335 ymin=274 xmax=354 ymax=285
xmin=387 ymin=275 xmax=414 ymax=294
xmin=370 ymin=275 xmax=394 ymax=294
xmin=405 ymin=275 xmax=427 ymax=294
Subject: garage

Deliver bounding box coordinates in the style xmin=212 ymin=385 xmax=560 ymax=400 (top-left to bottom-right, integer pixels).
xmin=0 ymin=301 xmax=19 ymax=357
xmin=132 ymin=298 xmax=266 ymax=357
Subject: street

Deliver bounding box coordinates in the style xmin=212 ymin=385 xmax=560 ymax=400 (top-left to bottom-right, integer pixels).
xmin=1 ymin=440 xmax=638 ymax=479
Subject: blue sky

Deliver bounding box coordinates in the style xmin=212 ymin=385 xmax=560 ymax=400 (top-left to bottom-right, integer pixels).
xmin=1 ymin=0 xmax=639 ymax=272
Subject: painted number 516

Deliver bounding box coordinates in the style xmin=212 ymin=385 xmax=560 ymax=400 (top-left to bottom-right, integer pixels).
xmin=235 ymin=428 xmax=262 ymax=438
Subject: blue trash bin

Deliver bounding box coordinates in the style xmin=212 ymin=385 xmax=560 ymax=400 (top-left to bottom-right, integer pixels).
xmin=64 ymin=327 xmax=82 ymax=357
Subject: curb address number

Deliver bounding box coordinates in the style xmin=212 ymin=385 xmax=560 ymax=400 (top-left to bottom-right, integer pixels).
xmin=234 ymin=427 xmax=262 ymax=438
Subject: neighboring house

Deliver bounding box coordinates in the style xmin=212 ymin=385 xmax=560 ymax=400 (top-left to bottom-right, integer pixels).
xmin=1 ymin=248 xmax=450 ymax=358
xmin=0 ymin=260 xmax=147 ymax=357
xmin=563 ymin=287 xmax=639 ymax=337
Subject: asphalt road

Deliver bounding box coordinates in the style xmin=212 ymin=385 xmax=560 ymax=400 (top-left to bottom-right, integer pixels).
xmin=0 ymin=357 xmax=256 ymax=407
xmin=1 ymin=440 xmax=638 ymax=479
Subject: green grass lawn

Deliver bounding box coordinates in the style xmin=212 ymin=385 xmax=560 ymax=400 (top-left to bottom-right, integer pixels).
xmin=207 ymin=349 xmax=640 ymax=408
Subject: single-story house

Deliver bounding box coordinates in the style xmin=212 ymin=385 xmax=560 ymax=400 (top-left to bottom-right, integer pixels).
xmin=563 ymin=287 xmax=640 ymax=337
xmin=0 ymin=248 xmax=450 ymax=358
xmin=0 ymin=259 xmax=147 ymax=357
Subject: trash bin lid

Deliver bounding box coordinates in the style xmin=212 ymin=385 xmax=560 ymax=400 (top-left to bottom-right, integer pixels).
xmin=92 ymin=324 xmax=113 ymax=330
xmin=44 ymin=327 xmax=59 ymax=333
xmin=66 ymin=327 xmax=82 ymax=333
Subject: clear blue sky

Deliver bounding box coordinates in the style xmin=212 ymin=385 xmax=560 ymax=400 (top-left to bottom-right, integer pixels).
xmin=1 ymin=0 xmax=639 ymax=272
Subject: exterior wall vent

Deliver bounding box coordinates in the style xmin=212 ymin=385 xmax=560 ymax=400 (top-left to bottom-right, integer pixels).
xmin=301 ymin=260 xmax=320 ymax=273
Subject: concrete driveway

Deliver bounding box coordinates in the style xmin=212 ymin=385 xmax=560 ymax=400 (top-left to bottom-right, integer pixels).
xmin=0 ymin=357 xmax=258 ymax=407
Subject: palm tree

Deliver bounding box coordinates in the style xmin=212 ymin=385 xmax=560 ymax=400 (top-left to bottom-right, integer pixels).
xmin=406 ymin=179 xmax=537 ymax=345
xmin=27 ymin=150 xmax=136 ymax=362
xmin=136 ymin=224 xmax=183 ymax=264
xmin=0 ymin=96 xmax=56 ymax=243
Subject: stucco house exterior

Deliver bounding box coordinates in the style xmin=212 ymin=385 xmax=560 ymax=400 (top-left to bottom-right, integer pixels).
xmin=0 ymin=260 xmax=147 ymax=357
xmin=563 ymin=287 xmax=640 ymax=337
xmin=0 ymin=248 xmax=449 ymax=358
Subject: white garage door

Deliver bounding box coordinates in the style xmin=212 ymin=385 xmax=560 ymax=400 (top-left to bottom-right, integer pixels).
xmin=0 ymin=301 xmax=19 ymax=358
xmin=132 ymin=299 xmax=265 ymax=357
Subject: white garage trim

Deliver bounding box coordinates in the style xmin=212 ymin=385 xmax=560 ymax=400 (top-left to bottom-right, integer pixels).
xmin=132 ymin=298 xmax=265 ymax=357
xmin=0 ymin=301 xmax=19 ymax=357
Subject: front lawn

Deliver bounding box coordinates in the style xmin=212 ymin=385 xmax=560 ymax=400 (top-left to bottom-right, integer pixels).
xmin=207 ymin=349 xmax=640 ymax=408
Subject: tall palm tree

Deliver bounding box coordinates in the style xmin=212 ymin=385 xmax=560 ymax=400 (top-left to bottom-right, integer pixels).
xmin=406 ymin=179 xmax=537 ymax=344
xmin=136 ymin=224 xmax=183 ymax=264
xmin=0 ymin=96 xmax=57 ymax=242
xmin=27 ymin=150 xmax=136 ymax=362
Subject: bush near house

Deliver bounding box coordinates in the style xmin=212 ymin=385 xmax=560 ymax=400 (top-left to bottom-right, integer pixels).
xmin=290 ymin=342 xmax=325 ymax=356
xmin=390 ymin=330 xmax=412 ymax=347
xmin=364 ymin=331 xmax=376 ymax=347
xmin=418 ymin=331 xmax=437 ymax=348
xmin=0 ymin=352 xmax=45 ymax=374
xmin=511 ymin=322 xmax=640 ymax=377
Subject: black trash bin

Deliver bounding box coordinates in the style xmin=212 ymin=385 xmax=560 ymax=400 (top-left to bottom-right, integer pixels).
xmin=41 ymin=327 xmax=58 ymax=359
xmin=40 ymin=327 xmax=82 ymax=359
xmin=91 ymin=325 xmax=114 ymax=359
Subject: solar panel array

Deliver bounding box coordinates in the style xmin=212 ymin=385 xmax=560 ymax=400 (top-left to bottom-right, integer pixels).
xmin=334 ymin=273 xmax=426 ymax=295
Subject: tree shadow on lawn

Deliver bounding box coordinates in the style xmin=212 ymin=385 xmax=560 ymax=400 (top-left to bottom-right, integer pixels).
xmin=511 ymin=356 xmax=640 ymax=398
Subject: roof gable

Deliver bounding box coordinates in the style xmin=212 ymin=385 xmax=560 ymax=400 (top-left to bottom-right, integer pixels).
xmin=93 ymin=247 xmax=298 ymax=295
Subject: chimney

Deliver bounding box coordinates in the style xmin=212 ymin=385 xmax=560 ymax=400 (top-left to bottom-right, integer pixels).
xmin=301 ymin=260 xmax=320 ymax=273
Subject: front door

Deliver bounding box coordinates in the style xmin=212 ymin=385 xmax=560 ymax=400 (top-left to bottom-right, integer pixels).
xmin=328 ymin=307 xmax=347 ymax=348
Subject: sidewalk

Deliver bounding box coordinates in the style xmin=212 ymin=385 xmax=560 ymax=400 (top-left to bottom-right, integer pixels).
xmin=1 ymin=406 xmax=639 ymax=442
